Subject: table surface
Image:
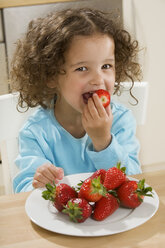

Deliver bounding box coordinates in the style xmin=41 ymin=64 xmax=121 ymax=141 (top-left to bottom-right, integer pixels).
xmin=0 ymin=170 xmax=165 ymax=248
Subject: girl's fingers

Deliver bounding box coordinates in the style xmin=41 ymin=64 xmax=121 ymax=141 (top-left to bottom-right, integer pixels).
xmin=32 ymin=179 xmax=45 ymax=188
xmin=33 ymin=164 xmax=64 ymax=189
xmin=87 ymin=97 xmax=99 ymax=119
xmin=32 ymin=177 xmax=59 ymax=188
xmin=48 ymin=165 xmax=64 ymax=180
xmin=33 ymin=171 xmax=59 ymax=186
xmin=35 ymin=171 xmax=52 ymax=184
xmin=92 ymin=93 xmax=107 ymax=117
xmin=105 ymin=104 xmax=111 ymax=116
xmin=37 ymin=164 xmax=55 ymax=182
xmin=82 ymin=101 xmax=93 ymax=122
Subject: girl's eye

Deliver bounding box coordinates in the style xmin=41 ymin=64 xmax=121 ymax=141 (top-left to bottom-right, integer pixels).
xmin=75 ymin=66 xmax=87 ymax=72
xmin=102 ymin=64 xmax=112 ymax=69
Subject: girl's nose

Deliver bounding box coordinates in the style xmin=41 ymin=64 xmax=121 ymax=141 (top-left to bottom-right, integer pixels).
xmin=89 ymin=73 xmax=104 ymax=86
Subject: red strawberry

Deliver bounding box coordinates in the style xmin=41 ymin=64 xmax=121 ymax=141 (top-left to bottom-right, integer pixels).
xmin=90 ymin=169 xmax=106 ymax=183
xmin=95 ymin=89 xmax=110 ymax=108
xmin=103 ymin=162 xmax=126 ymax=190
xmin=78 ymin=176 xmax=107 ymax=202
xmin=93 ymin=192 xmax=119 ymax=221
xmin=117 ymin=179 xmax=153 ymax=208
xmin=62 ymin=198 xmax=92 ymax=223
xmin=42 ymin=183 xmax=77 ymax=212
xmin=82 ymin=89 xmax=110 ymax=107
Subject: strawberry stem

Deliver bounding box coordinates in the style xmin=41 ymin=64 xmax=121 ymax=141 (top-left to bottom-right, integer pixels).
xmin=75 ymin=180 xmax=84 ymax=192
xmin=91 ymin=176 xmax=107 ymax=197
xmin=62 ymin=201 xmax=83 ymax=223
xmin=42 ymin=182 xmax=56 ymax=201
xmin=136 ymin=179 xmax=153 ymax=201
xmin=108 ymin=189 xmax=118 ymax=198
xmin=116 ymin=161 xmax=126 ymax=174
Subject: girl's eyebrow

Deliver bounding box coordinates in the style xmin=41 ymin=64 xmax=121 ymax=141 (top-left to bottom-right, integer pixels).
xmin=104 ymin=58 xmax=115 ymax=63
xmin=70 ymin=61 xmax=88 ymax=68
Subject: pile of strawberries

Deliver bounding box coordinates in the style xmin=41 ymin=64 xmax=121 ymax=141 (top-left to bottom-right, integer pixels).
xmin=42 ymin=162 xmax=153 ymax=223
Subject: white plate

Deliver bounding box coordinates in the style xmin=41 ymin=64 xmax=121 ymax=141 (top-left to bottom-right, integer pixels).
xmin=25 ymin=173 xmax=159 ymax=237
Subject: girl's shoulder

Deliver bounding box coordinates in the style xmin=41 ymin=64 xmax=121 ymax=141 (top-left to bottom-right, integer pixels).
xmin=21 ymin=107 xmax=54 ymax=130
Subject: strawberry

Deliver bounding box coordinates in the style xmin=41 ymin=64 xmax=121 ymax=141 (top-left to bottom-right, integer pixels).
xmin=78 ymin=176 xmax=107 ymax=202
xmin=76 ymin=169 xmax=106 ymax=191
xmin=42 ymin=183 xmax=77 ymax=212
xmin=93 ymin=192 xmax=119 ymax=221
xmin=117 ymin=179 xmax=153 ymax=208
xmin=62 ymin=198 xmax=92 ymax=223
xmin=95 ymin=89 xmax=110 ymax=108
xmin=82 ymin=89 xmax=110 ymax=108
xmin=90 ymin=169 xmax=106 ymax=183
xmin=103 ymin=162 xmax=126 ymax=190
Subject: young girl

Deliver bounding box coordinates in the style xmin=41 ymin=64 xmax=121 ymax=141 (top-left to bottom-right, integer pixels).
xmin=11 ymin=8 xmax=142 ymax=193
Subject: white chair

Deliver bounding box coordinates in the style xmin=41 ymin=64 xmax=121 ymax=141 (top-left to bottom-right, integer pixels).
xmin=0 ymin=93 xmax=38 ymax=194
xmin=0 ymin=82 xmax=148 ymax=194
xmin=112 ymin=82 xmax=149 ymax=125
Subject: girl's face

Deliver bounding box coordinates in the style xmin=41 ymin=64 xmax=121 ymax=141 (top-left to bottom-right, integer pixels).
xmin=56 ymin=33 xmax=115 ymax=114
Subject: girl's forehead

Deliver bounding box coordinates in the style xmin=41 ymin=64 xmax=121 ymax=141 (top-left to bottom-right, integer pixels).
xmin=69 ymin=33 xmax=114 ymax=47
xmin=65 ymin=34 xmax=115 ymax=61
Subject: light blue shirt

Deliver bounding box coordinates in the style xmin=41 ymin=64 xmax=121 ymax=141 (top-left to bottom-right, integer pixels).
xmin=13 ymin=101 xmax=141 ymax=193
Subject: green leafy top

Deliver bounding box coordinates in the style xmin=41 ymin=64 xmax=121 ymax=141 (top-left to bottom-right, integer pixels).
xmin=116 ymin=161 xmax=126 ymax=174
xmin=62 ymin=201 xmax=83 ymax=223
xmin=42 ymin=182 xmax=56 ymax=201
xmin=91 ymin=176 xmax=107 ymax=197
xmin=136 ymin=179 xmax=153 ymax=202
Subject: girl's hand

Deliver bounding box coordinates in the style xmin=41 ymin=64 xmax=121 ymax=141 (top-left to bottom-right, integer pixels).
xmin=82 ymin=93 xmax=113 ymax=151
xmin=32 ymin=163 xmax=64 ymax=188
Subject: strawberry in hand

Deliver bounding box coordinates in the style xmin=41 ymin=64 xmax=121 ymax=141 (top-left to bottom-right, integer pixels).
xmin=103 ymin=162 xmax=126 ymax=190
xmin=82 ymin=89 xmax=112 ymax=152
xmin=117 ymin=179 xmax=153 ymax=208
xmin=62 ymin=198 xmax=92 ymax=223
xmin=78 ymin=176 xmax=107 ymax=202
xmin=82 ymin=89 xmax=110 ymax=108
xmin=42 ymin=182 xmax=77 ymax=212
xmin=95 ymin=89 xmax=110 ymax=108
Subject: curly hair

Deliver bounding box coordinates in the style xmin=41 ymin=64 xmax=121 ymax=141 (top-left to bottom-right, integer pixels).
xmin=10 ymin=8 xmax=142 ymax=110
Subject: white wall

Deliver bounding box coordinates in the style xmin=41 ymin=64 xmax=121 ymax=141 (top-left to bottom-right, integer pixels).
xmin=123 ymin=0 xmax=165 ymax=166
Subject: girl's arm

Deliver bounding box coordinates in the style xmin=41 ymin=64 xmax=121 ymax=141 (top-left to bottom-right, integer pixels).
xmin=86 ymin=104 xmax=141 ymax=175
xmin=13 ymin=128 xmax=63 ymax=193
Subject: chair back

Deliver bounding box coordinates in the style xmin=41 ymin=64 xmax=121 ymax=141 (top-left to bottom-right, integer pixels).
xmin=0 ymin=93 xmax=37 ymax=142
xmin=0 ymin=93 xmax=38 ymax=194
xmin=112 ymin=82 xmax=148 ymax=125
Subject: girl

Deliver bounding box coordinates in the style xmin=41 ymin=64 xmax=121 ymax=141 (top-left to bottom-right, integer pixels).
xmin=11 ymin=8 xmax=142 ymax=193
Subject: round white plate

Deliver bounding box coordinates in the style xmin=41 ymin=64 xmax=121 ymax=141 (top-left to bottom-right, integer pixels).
xmin=25 ymin=173 xmax=159 ymax=237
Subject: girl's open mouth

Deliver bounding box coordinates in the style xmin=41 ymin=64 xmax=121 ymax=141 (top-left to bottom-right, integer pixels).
xmin=82 ymin=92 xmax=94 ymax=104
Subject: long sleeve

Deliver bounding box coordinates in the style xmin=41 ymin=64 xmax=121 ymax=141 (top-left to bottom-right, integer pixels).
xmin=13 ymin=108 xmax=95 ymax=193
xmin=13 ymin=128 xmax=52 ymax=193
xmin=86 ymin=102 xmax=141 ymax=175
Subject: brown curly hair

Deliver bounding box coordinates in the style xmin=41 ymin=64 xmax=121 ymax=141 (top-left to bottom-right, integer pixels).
xmin=10 ymin=8 xmax=142 ymax=110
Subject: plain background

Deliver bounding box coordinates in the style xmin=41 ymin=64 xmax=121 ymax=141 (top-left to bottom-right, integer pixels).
xmin=123 ymin=0 xmax=165 ymax=167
